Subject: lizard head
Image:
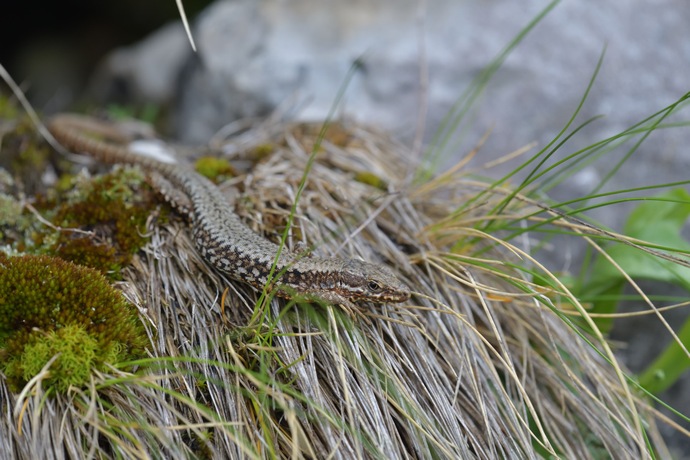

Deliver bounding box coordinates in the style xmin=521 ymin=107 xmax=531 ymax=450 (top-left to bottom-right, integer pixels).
xmin=338 ymin=259 xmax=411 ymax=303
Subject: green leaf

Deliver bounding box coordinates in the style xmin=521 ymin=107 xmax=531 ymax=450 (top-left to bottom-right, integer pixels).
xmin=575 ymin=188 xmax=690 ymax=394
xmin=638 ymin=316 xmax=690 ymax=394
xmin=583 ymin=189 xmax=690 ymax=332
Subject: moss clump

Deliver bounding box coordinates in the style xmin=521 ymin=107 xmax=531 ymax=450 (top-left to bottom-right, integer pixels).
xmin=195 ymin=156 xmax=235 ymax=182
xmin=0 ymin=165 xmax=157 ymax=278
xmin=353 ymin=171 xmax=388 ymax=191
xmin=248 ymin=143 xmax=275 ymax=161
xmin=53 ymin=236 xmax=122 ymax=275
xmin=48 ymin=167 xmax=155 ymax=277
xmin=0 ymin=252 xmax=147 ymax=392
xmin=13 ymin=325 xmax=109 ymax=393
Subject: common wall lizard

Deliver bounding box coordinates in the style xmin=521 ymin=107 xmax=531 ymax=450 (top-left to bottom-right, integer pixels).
xmin=47 ymin=114 xmax=410 ymax=310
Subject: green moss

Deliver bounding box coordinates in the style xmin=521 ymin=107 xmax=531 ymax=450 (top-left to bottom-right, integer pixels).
xmin=53 ymin=236 xmax=121 ymax=274
xmin=48 ymin=167 xmax=155 ymax=277
xmin=250 ymin=144 xmax=275 ymax=161
xmin=0 ymin=163 xmax=157 ymax=279
xmin=195 ymin=156 xmax=235 ymax=182
xmin=17 ymin=325 xmax=104 ymax=392
xmin=0 ymin=252 xmax=147 ymax=392
xmin=353 ymin=171 xmax=388 ymax=191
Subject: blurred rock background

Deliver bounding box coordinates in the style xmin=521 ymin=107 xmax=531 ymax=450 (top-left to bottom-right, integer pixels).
xmin=2 ymin=0 xmax=689 ymax=454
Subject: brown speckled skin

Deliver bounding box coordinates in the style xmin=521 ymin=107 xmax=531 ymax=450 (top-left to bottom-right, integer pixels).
xmin=47 ymin=114 xmax=410 ymax=309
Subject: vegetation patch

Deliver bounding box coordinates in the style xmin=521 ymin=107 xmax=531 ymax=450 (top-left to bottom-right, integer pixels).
xmin=195 ymin=155 xmax=235 ymax=182
xmin=0 ymin=252 xmax=147 ymax=392
xmin=41 ymin=167 xmax=155 ymax=278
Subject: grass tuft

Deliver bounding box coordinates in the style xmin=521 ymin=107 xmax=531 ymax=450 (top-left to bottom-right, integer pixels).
xmin=0 ymin=115 xmax=671 ymax=457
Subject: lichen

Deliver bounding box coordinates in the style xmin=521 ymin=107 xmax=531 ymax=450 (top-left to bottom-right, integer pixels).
xmin=0 ymin=168 xmax=14 ymax=192
xmin=0 ymin=187 xmax=32 ymax=243
xmin=0 ymin=252 xmax=147 ymax=392
xmin=0 ymin=193 xmax=23 ymax=227
xmin=0 ymin=118 xmax=53 ymax=193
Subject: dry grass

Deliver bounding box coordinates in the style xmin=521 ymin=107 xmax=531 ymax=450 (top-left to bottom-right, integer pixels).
xmin=0 ymin=116 xmax=668 ymax=459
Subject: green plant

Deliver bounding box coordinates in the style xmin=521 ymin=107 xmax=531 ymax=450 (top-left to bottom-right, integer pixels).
xmin=572 ymin=188 xmax=690 ymax=394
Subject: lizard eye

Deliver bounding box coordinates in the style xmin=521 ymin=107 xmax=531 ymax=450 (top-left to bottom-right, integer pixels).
xmin=367 ymin=280 xmax=382 ymax=292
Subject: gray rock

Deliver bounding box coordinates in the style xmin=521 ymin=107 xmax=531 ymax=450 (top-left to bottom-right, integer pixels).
xmin=93 ymin=1 xmax=690 ymax=210
xmin=89 ymin=21 xmax=190 ymax=104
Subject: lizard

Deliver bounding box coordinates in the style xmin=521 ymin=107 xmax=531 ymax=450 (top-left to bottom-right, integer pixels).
xmin=46 ymin=114 xmax=411 ymax=311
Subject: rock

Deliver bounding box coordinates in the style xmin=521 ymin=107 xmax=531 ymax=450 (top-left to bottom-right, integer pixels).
xmin=89 ymin=21 xmax=190 ymax=105
xmin=91 ymin=1 xmax=689 ymax=208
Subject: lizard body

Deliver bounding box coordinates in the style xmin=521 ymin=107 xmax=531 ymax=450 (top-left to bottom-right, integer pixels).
xmin=47 ymin=114 xmax=410 ymax=309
